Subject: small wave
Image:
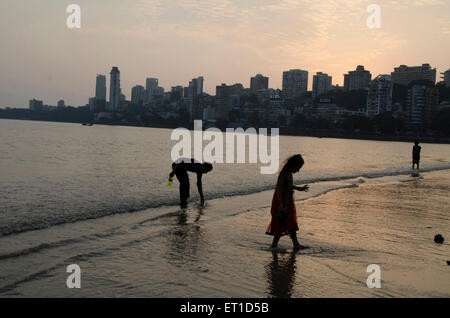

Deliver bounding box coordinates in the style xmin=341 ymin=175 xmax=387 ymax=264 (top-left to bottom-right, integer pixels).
xmin=0 ymin=264 xmax=62 ymax=294
xmin=1 ymin=166 xmax=449 ymax=238
xmin=0 ymin=238 xmax=82 ymax=261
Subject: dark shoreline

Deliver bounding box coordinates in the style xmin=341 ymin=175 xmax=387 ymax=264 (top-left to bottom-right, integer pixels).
xmin=1 ymin=117 xmax=450 ymax=144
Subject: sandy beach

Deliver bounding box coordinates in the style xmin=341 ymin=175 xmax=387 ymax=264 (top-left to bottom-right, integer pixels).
xmin=1 ymin=169 xmax=448 ymax=298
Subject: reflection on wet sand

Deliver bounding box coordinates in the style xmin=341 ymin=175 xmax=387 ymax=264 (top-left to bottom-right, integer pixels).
xmin=265 ymin=251 xmax=297 ymax=298
xmin=162 ymin=206 xmax=206 ymax=267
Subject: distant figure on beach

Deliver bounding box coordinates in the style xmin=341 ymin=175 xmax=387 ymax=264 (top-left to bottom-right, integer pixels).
xmin=169 ymin=158 xmax=213 ymax=208
xmin=412 ymin=140 xmax=421 ymax=170
xmin=266 ymin=154 xmax=309 ymax=251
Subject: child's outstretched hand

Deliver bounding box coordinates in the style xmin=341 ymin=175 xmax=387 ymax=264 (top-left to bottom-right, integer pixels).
xmin=301 ymin=185 xmax=309 ymax=192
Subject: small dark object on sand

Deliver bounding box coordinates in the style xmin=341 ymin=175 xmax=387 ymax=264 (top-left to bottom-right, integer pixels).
xmin=447 ymin=261 xmax=450 ymax=266
xmin=434 ymin=234 xmax=444 ymax=244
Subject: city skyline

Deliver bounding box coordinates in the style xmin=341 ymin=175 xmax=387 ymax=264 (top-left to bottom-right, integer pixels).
xmin=13 ymin=61 xmax=445 ymax=109
xmin=1 ymin=0 xmax=449 ymax=108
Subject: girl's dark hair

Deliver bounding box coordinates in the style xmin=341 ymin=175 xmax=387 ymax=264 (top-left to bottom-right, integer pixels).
xmin=281 ymin=154 xmax=304 ymax=172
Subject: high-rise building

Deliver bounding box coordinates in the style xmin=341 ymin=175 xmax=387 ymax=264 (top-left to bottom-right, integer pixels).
xmin=95 ymin=75 xmax=107 ymax=101
xmin=89 ymin=97 xmax=96 ymax=112
xmin=366 ymin=75 xmax=393 ymax=117
xmin=282 ymin=69 xmax=308 ymax=99
xmin=109 ymin=67 xmax=120 ymax=111
xmin=145 ymin=78 xmax=159 ymax=103
xmin=95 ymin=74 xmax=107 ymax=112
xmin=250 ymin=74 xmax=269 ymax=93
xmin=171 ymin=86 xmax=184 ymax=98
xmin=146 ymin=78 xmax=159 ymax=92
xmin=215 ymin=84 xmax=230 ymax=121
xmin=405 ymin=84 xmax=439 ymax=131
xmin=189 ymin=77 xmax=204 ymax=121
xmin=152 ymin=86 xmax=164 ymax=97
xmin=441 ymin=69 xmax=450 ymax=88
xmin=391 ymin=64 xmax=436 ymax=86
xmin=196 ymin=76 xmax=204 ymax=95
xmin=312 ymin=72 xmax=332 ymax=98
xmin=343 ymin=65 xmax=372 ymax=91
xmin=131 ymin=85 xmax=145 ymax=105
xmin=29 ymin=99 xmax=43 ymax=111
xmin=228 ymin=83 xmax=245 ymax=96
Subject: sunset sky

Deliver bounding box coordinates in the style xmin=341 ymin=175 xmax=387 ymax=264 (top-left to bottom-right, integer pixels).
xmin=0 ymin=0 xmax=449 ymax=107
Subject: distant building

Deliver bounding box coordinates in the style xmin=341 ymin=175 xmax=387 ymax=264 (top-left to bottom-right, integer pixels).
xmin=89 ymin=97 xmax=96 ymax=112
xmin=171 ymin=86 xmax=184 ymax=98
xmin=120 ymin=93 xmax=126 ymax=105
xmin=57 ymin=100 xmax=65 ymax=108
xmin=391 ymin=64 xmax=436 ymax=86
xmin=405 ymin=84 xmax=439 ymax=131
xmin=152 ymin=86 xmax=164 ymax=97
xmin=256 ymin=88 xmax=281 ymax=104
xmin=95 ymin=74 xmax=107 ymax=112
xmin=441 ymin=69 xmax=450 ymax=88
xmin=315 ymin=97 xmax=338 ymax=122
xmin=146 ymin=78 xmax=158 ymax=92
xmin=196 ymin=76 xmax=204 ymax=95
xmin=109 ymin=67 xmax=121 ymax=111
xmin=330 ymin=84 xmax=344 ymax=91
xmin=145 ymin=78 xmax=159 ymax=103
xmin=189 ymin=78 xmax=202 ymax=121
xmin=203 ymin=105 xmax=215 ymax=122
xmin=312 ymin=72 xmax=332 ymax=98
xmin=344 ymin=65 xmax=372 ymax=91
xmin=250 ymin=74 xmax=269 ymax=94
xmin=282 ymin=69 xmax=308 ymax=99
xmin=228 ymin=83 xmax=245 ymax=96
xmin=95 ymin=75 xmax=107 ymax=100
xmin=131 ymin=85 xmax=145 ymax=105
xmin=366 ymin=75 xmax=393 ymax=117
xmin=215 ymin=84 xmax=230 ymax=121
xmin=29 ymin=99 xmax=43 ymax=111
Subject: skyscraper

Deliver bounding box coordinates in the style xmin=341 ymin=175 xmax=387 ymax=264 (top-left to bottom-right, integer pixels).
xmin=131 ymin=85 xmax=145 ymax=105
xmin=95 ymin=74 xmax=107 ymax=112
xmin=89 ymin=97 xmax=96 ymax=112
xmin=312 ymin=72 xmax=332 ymax=98
xmin=109 ymin=67 xmax=120 ymax=111
xmin=282 ymin=69 xmax=308 ymax=99
xmin=440 ymin=69 xmax=450 ymax=88
xmin=250 ymin=74 xmax=269 ymax=93
xmin=146 ymin=78 xmax=158 ymax=92
xmin=343 ymin=66 xmax=372 ymax=91
xmin=145 ymin=78 xmax=159 ymax=103
xmin=391 ymin=64 xmax=436 ymax=86
xmin=196 ymin=76 xmax=204 ymax=95
xmin=366 ymin=75 xmax=393 ymax=117
xmin=215 ymin=84 xmax=230 ymax=121
xmin=171 ymin=86 xmax=184 ymax=98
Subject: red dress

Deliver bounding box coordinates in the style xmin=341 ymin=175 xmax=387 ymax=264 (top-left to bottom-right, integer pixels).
xmin=266 ymin=171 xmax=299 ymax=236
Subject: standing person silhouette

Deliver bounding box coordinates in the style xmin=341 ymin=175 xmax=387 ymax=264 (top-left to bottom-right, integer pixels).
xmin=266 ymin=154 xmax=309 ymax=251
xmin=169 ymin=158 xmax=213 ymax=208
xmin=412 ymin=140 xmax=421 ymax=170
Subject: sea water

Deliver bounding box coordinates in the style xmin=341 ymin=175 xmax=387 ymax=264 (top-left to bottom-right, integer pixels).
xmin=0 ymin=119 xmax=449 ymax=297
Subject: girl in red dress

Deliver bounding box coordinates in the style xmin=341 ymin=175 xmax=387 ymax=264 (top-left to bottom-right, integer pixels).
xmin=266 ymin=154 xmax=309 ymax=251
